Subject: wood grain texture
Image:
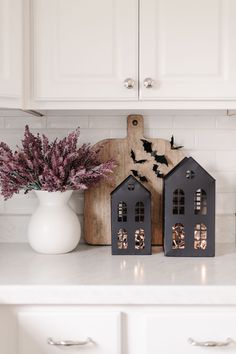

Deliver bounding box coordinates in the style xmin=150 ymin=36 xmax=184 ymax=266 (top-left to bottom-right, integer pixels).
xmin=84 ymin=115 xmax=184 ymax=245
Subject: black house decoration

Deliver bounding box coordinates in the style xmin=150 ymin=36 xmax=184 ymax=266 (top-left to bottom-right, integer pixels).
xmin=111 ymin=175 xmax=151 ymax=255
xmin=164 ymin=157 xmax=215 ymax=257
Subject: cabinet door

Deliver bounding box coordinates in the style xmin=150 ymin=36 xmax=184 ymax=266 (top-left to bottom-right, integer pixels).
xmin=140 ymin=0 xmax=236 ymax=101
xmin=130 ymin=308 xmax=236 ymax=354
xmin=17 ymin=310 xmax=121 ymax=354
xmin=31 ymin=0 xmax=138 ymax=103
xmin=0 ymin=0 xmax=22 ymax=108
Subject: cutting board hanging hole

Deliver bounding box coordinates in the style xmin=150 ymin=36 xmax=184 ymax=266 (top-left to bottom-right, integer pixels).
xmin=127 ymin=115 xmax=144 ymax=139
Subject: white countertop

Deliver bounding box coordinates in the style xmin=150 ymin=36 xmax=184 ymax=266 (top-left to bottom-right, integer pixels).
xmin=0 ymin=243 xmax=236 ymax=305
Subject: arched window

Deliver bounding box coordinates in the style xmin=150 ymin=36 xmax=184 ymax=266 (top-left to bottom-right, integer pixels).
xmin=135 ymin=228 xmax=145 ymax=250
xmin=117 ymin=202 xmax=127 ymax=222
xmin=172 ymin=223 xmax=185 ymax=249
xmin=173 ymin=189 xmax=185 ymax=214
xmin=194 ymin=189 xmax=207 ymax=215
xmin=135 ymin=201 xmax=145 ymax=222
xmin=194 ymin=223 xmax=207 ymax=250
xmin=117 ymin=228 xmax=128 ymax=249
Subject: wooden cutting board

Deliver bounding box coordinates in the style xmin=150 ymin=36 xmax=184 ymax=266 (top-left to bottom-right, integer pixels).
xmin=84 ymin=115 xmax=184 ymax=245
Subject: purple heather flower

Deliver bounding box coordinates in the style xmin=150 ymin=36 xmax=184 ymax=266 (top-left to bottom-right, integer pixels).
xmin=0 ymin=126 xmax=117 ymax=199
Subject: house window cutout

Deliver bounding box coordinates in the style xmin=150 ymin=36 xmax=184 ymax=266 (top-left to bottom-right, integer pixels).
xmin=194 ymin=223 xmax=207 ymax=250
xmin=117 ymin=228 xmax=128 ymax=249
xmin=128 ymin=183 xmax=135 ymax=191
xmin=173 ymin=189 xmax=185 ymax=215
xmin=186 ymin=170 xmax=195 ymax=179
xmin=135 ymin=201 xmax=145 ymax=222
xmin=172 ymin=223 xmax=185 ymax=249
xmin=117 ymin=201 xmax=127 ymax=222
xmin=135 ymin=228 xmax=145 ymax=250
xmin=194 ymin=189 xmax=207 ymax=215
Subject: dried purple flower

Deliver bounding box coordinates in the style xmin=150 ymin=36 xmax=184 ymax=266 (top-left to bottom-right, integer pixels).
xmin=0 ymin=126 xmax=116 ymax=199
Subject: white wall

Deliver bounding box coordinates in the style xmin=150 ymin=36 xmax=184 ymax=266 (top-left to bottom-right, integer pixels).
xmin=0 ymin=109 xmax=235 ymax=243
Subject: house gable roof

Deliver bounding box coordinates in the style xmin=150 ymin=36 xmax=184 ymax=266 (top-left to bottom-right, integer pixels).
xmin=164 ymin=157 xmax=215 ymax=182
xmin=111 ymin=175 xmax=151 ymax=195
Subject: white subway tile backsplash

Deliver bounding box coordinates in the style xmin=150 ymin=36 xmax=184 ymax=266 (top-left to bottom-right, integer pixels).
xmin=0 ymin=131 xmax=25 ymax=149
xmin=145 ymin=115 xmax=173 ymax=129
xmin=216 ymin=214 xmax=235 ymax=243
xmin=215 ymin=151 xmax=236 ymax=171
xmin=46 ymin=116 xmax=89 ymax=129
xmin=195 ymin=130 xmax=236 ymax=150
xmin=110 ymin=129 xmax=127 ymax=139
xmin=0 ymin=117 xmax=5 ymax=128
xmin=5 ymin=115 xmax=46 ymax=129
xmin=0 ymin=196 xmax=5 ymax=214
xmin=79 ymin=128 xmax=110 ymax=144
xmin=214 ymin=172 xmax=236 ymax=192
xmin=4 ymin=191 xmax=38 ymax=214
xmin=216 ymin=115 xmax=236 ymax=129
xmin=216 ymin=193 xmax=236 ymax=214
xmin=0 ymin=215 xmax=30 ymax=243
xmin=145 ymin=129 xmax=195 ymax=150
xmin=89 ymin=116 xmax=126 ymax=129
xmin=173 ymin=115 xmax=216 ymax=129
xmin=0 ymin=110 xmax=235 ymax=243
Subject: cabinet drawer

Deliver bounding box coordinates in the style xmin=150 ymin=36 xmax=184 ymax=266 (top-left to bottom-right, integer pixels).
xmin=132 ymin=309 xmax=236 ymax=354
xmin=17 ymin=311 xmax=121 ymax=354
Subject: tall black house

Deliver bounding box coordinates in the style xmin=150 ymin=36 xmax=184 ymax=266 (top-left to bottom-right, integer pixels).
xmin=111 ymin=175 xmax=151 ymax=255
xmin=164 ymin=157 xmax=215 ymax=257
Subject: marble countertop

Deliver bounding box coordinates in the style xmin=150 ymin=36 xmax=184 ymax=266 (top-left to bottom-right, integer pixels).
xmin=0 ymin=243 xmax=236 ymax=305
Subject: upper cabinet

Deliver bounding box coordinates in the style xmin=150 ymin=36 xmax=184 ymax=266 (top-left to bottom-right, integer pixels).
xmin=139 ymin=0 xmax=236 ymax=102
xmin=0 ymin=0 xmax=23 ymax=108
xmin=1 ymin=0 xmax=236 ymax=109
xmin=29 ymin=0 xmax=138 ymax=107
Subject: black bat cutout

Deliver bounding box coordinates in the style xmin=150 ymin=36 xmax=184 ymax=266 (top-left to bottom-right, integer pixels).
xmin=170 ymin=135 xmax=184 ymax=150
xmin=152 ymin=164 xmax=164 ymax=178
xmin=153 ymin=164 xmax=159 ymax=172
xmin=140 ymin=139 xmax=153 ymax=154
xmin=154 ymin=154 xmax=168 ymax=165
xmin=131 ymin=169 xmax=148 ymax=183
xmin=130 ymin=149 xmax=147 ymax=164
xmin=141 ymin=139 xmax=168 ymax=166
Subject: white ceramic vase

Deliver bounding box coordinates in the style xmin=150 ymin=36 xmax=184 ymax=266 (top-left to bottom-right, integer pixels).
xmin=28 ymin=190 xmax=81 ymax=254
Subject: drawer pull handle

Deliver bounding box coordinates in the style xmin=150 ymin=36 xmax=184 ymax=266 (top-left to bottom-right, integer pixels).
xmin=188 ymin=337 xmax=234 ymax=347
xmin=47 ymin=337 xmax=92 ymax=347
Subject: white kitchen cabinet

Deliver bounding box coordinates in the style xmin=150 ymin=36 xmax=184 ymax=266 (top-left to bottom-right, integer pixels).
xmin=140 ymin=0 xmax=236 ymax=102
xmin=30 ymin=0 xmax=138 ymax=105
xmin=130 ymin=308 xmax=236 ymax=354
xmin=17 ymin=310 xmax=121 ymax=354
xmin=27 ymin=0 xmax=236 ymax=109
xmin=1 ymin=306 xmax=236 ymax=354
xmin=0 ymin=0 xmax=23 ymax=108
xmin=2 ymin=0 xmax=236 ymax=109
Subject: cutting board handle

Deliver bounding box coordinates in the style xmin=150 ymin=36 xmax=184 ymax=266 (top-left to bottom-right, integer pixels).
xmin=127 ymin=115 xmax=144 ymax=139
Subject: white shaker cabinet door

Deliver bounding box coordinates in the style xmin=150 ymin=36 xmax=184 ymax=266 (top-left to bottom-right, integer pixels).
xmin=0 ymin=0 xmax=22 ymax=108
xmin=31 ymin=0 xmax=138 ymax=103
xmin=130 ymin=308 xmax=236 ymax=354
xmin=17 ymin=311 xmax=122 ymax=354
xmin=140 ymin=0 xmax=236 ymax=101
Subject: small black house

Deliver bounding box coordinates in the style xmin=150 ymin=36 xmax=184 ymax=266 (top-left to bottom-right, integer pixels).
xmin=111 ymin=175 xmax=151 ymax=255
xmin=164 ymin=157 xmax=215 ymax=257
